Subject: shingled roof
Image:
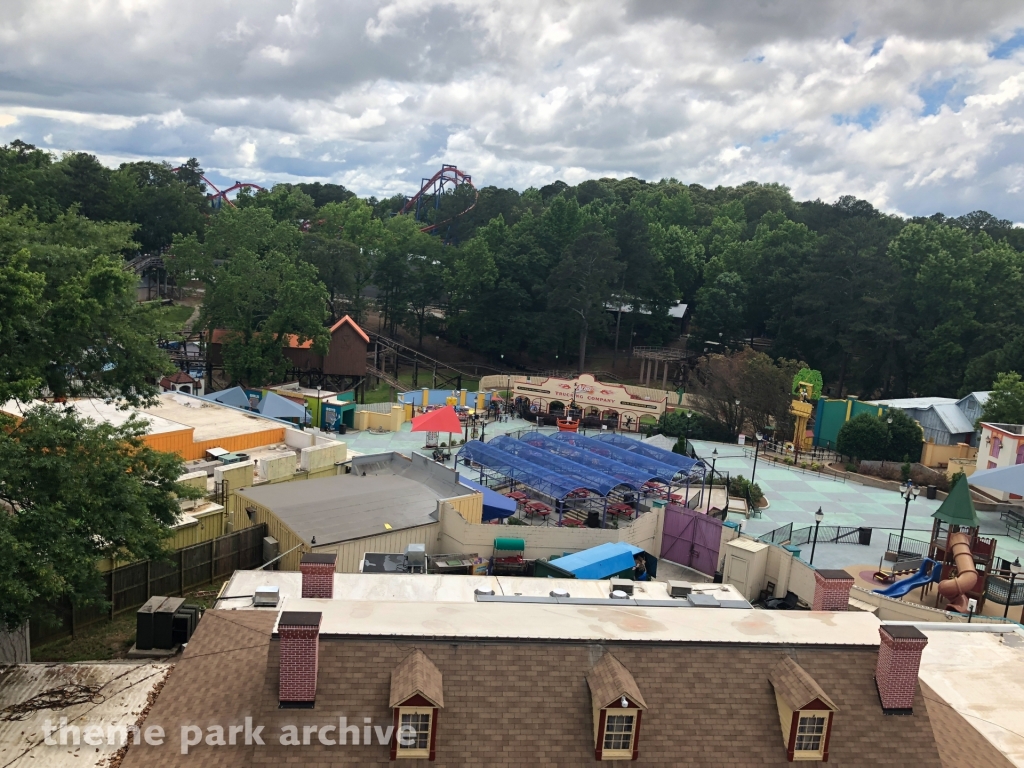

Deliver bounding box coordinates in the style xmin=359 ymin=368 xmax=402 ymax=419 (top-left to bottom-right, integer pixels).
xmin=768 ymin=656 xmax=838 ymax=711
xmin=390 ymin=649 xmax=444 ymax=708
xmin=586 ymin=652 xmax=647 ymax=709
xmin=121 ymin=609 xmax=981 ymax=767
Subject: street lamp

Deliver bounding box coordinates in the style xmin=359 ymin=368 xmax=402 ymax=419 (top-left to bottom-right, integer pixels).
xmin=810 ymin=507 xmax=824 ymax=565
xmin=751 ymin=431 xmax=763 ymax=486
xmin=896 ymin=480 xmax=920 ymax=559
xmin=1005 ymin=558 xmax=1023 ymax=619
xmin=683 ymin=411 xmax=693 ymax=452
xmin=734 ymin=399 xmax=741 ymax=440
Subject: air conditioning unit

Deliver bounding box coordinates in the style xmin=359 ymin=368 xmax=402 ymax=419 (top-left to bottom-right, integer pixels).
xmin=254 ymin=586 xmax=280 ymax=607
xmin=668 ymin=581 xmax=693 ymax=598
xmin=404 ymin=543 xmax=426 ymax=573
xmin=609 ymin=578 xmax=634 ymax=596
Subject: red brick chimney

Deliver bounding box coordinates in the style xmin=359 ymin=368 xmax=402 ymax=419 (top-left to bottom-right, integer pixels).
xmin=875 ymin=625 xmax=928 ymax=714
xmin=812 ymin=569 xmax=854 ymax=611
xmin=300 ymin=552 xmax=336 ymax=599
xmin=278 ymin=611 xmax=323 ymax=706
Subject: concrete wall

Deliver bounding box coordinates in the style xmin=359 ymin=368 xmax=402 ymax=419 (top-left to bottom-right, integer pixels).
xmin=299 ymin=441 xmax=347 ymax=472
xmin=850 ymin=586 xmax=1005 ymax=624
xmin=282 ymin=428 xmax=337 ymax=450
xmin=259 ymin=453 xmax=298 ymax=482
xmin=921 ymin=441 xmax=976 ymax=470
xmin=354 ymin=406 xmax=406 ymax=432
xmin=0 ymin=624 xmax=30 ymax=663
xmin=436 ymin=503 xmax=664 ymax=563
xmin=177 ymin=470 xmax=208 ymax=510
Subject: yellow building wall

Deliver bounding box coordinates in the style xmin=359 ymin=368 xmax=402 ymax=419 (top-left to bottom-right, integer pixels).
xmin=314 ymin=523 xmax=441 ymax=573
xmin=145 ymin=427 xmax=286 ymax=461
xmin=921 ymin=441 xmax=976 ymax=469
xmin=353 ymin=406 xmax=406 ymax=432
xmin=230 ymin=492 xmax=308 ymax=571
xmin=445 ymin=493 xmax=483 ymax=525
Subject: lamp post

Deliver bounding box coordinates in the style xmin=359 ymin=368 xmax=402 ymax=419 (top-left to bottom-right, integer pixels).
xmin=751 ymin=431 xmax=763 ymax=486
xmin=683 ymin=411 xmax=692 ymax=452
xmin=810 ymin=507 xmax=824 ymax=565
xmin=897 ymin=480 xmax=920 ymax=559
xmin=1005 ymin=558 xmax=1023 ymax=619
xmin=734 ymin=398 xmax=741 ymax=440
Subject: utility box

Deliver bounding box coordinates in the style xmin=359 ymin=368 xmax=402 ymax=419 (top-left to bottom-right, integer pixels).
xmin=722 ymin=538 xmax=769 ymax=603
xmin=135 ymin=596 xmax=164 ymax=650
xmin=153 ymin=597 xmax=186 ymax=650
xmin=609 ymin=578 xmax=634 ymax=596
xmin=254 ymin=586 xmax=280 ymax=607
xmin=404 ymin=543 xmax=426 ymax=573
xmin=263 ymin=536 xmax=280 ymax=569
xmin=667 ymin=581 xmax=693 ymax=598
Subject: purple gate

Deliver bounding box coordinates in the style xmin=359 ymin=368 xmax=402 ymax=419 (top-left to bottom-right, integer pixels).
xmin=661 ymin=504 xmax=722 ymax=577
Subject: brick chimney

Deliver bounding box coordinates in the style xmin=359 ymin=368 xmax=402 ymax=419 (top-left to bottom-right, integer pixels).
xmin=812 ymin=569 xmax=854 ymax=611
xmin=300 ymin=553 xmax=336 ymax=599
xmin=278 ymin=611 xmax=323 ymax=706
xmin=875 ymin=625 xmax=928 ymax=714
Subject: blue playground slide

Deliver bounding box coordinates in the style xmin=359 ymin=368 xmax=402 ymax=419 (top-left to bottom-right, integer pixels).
xmin=873 ymin=558 xmax=942 ymax=598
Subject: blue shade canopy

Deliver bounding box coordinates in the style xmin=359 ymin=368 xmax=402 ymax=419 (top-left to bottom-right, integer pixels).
xmin=519 ymin=432 xmax=655 ymax=490
xmin=547 ymin=542 xmax=644 ymax=580
xmin=547 ymin=432 xmax=682 ymax=484
xmin=593 ymin=433 xmax=704 ymax=477
xmin=257 ymin=391 xmax=310 ymax=422
xmin=458 ymin=477 xmax=517 ymax=521
xmin=457 ymin=440 xmax=584 ymax=500
xmin=488 ymin=435 xmax=625 ymax=496
xmin=203 ymin=386 xmax=252 ymax=409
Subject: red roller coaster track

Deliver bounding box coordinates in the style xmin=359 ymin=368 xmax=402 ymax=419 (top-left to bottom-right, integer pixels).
xmin=401 ymin=164 xmax=478 ymax=233
xmin=171 ymin=167 xmax=264 ymax=208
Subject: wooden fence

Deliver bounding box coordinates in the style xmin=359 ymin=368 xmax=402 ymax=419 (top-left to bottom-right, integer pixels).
xmin=30 ymin=524 xmax=267 ymax=647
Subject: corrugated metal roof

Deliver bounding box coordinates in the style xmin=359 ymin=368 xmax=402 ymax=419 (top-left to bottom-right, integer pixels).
xmin=929 ymin=403 xmax=975 ymax=435
xmin=0 ymin=662 xmax=170 ymax=768
xmin=868 ymin=397 xmax=957 ymax=408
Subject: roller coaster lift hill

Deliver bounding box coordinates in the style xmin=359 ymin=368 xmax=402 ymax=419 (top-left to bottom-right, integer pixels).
xmin=400 ymin=164 xmax=478 ymax=239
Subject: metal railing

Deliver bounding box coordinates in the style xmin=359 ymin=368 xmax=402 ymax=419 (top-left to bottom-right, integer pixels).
xmin=759 ymin=522 xmax=794 ymax=545
xmin=885 ymin=532 xmax=929 ymax=560
xmin=742 ymin=447 xmax=847 ymax=483
xmin=790 ymin=525 xmax=866 ymax=546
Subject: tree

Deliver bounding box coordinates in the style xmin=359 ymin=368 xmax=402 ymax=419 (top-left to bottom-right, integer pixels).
xmin=689 ymin=349 xmax=795 ymax=438
xmin=886 ymin=409 xmax=924 ymax=463
xmin=547 ymin=225 xmax=621 ymax=371
xmin=836 ymin=410 xmax=923 ymax=462
xmin=0 ymin=204 xmax=171 ymax=405
xmin=981 ymin=372 xmax=1024 ymax=425
xmin=0 ymin=405 xmax=201 ymax=630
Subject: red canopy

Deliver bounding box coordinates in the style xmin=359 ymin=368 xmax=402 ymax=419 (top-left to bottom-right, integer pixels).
xmin=410 ymin=405 xmax=463 ymax=433
xmin=490 ymin=392 xmax=503 ymax=401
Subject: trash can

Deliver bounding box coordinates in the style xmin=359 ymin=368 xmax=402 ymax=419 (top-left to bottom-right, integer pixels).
xmin=858 ymin=527 xmax=872 ymax=545
xmin=339 ymin=423 xmax=347 ymax=435
xmin=926 ymin=485 xmax=937 ymax=500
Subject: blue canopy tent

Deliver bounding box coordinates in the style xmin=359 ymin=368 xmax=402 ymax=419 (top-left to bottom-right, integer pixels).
xmin=488 ymin=435 xmax=628 ymax=496
xmin=593 ymin=433 xmax=705 ymax=478
xmin=257 ymin=391 xmax=311 ymax=423
xmin=519 ymin=432 xmax=656 ymax=490
xmin=548 ymin=432 xmax=681 ymax=484
xmin=203 ymin=386 xmax=252 ymax=410
xmin=458 ymin=476 xmax=517 ymax=521
xmin=457 ymin=440 xmax=583 ymax=501
xmin=543 ymin=542 xmax=645 ymax=580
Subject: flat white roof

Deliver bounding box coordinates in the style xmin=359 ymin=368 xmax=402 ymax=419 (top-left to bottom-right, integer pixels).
xmin=217 ymin=571 xmax=747 ymax=609
xmin=0 ymin=662 xmax=171 ymax=768
xmin=918 ymin=628 xmax=1024 ymax=766
xmin=1 ymin=397 xmax=186 ymax=435
xmin=867 ymin=396 xmax=957 ymax=408
xmin=262 ymin=595 xmax=883 ymax=646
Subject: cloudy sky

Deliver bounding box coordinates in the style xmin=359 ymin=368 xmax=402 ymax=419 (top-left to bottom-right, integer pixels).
xmin=2 ymin=0 xmax=1024 ymax=219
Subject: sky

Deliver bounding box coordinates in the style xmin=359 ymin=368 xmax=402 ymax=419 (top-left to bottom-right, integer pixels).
xmin=2 ymin=0 xmax=1024 ymax=220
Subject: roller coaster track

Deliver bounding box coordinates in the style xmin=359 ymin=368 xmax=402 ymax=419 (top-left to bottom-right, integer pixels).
xmin=400 ymin=164 xmax=478 ymax=234
xmin=171 ymin=167 xmax=264 ymax=209
xmin=365 ymin=364 xmax=408 ymax=392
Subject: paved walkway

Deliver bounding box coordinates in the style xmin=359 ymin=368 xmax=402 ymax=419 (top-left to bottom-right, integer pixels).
xmin=689 ymin=439 xmax=1024 ymax=567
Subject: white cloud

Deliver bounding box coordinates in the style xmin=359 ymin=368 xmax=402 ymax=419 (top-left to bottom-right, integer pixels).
xmin=1 ymin=0 xmax=1023 ymax=218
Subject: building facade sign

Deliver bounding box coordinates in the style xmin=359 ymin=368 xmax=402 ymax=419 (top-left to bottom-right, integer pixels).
xmin=511 ymin=374 xmax=667 ymax=431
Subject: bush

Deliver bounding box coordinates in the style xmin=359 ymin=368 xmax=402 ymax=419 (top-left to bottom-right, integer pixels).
xmin=900 ymin=460 xmax=912 ymax=483
xmin=729 ymin=474 xmax=764 ymax=506
xmin=835 ymin=410 xmax=923 ymax=462
xmin=440 ymin=441 xmax=448 ymax=447
xmin=845 ymin=462 xmax=858 ymax=473
xmin=950 ymin=469 xmax=967 ymax=489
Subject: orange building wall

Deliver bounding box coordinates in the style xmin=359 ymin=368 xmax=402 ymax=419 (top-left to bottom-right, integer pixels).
xmin=144 ymin=427 xmax=286 ymax=460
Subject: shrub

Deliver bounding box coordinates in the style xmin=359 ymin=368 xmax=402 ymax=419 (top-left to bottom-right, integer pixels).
xmin=950 ymin=469 xmax=967 ymax=489
xmin=836 ymin=410 xmax=923 ymax=462
xmin=729 ymin=475 xmax=764 ymax=506
xmin=845 ymin=462 xmax=858 ymax=473
xmin=900 ymin=460 xmax=912 ymax=483
xmin=440 ymin=441 xmax=448 ymax=447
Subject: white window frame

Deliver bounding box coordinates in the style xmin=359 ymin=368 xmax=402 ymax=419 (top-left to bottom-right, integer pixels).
xmin=396 ymin=706 xmax=432 ymax=759
xmin=792 ymin=712 xmax=828 ymax=761
xmin=601 ymin=710 xmax=636 ymax=760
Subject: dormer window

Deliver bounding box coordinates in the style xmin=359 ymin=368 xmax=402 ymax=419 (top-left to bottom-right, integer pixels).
xmin=389 ymin=650 xmax=443 ymax=761
xmin=769 ymin=657 xmax=838 ymax=762
xmin=586 ymin=653 xmax=647 ymax=761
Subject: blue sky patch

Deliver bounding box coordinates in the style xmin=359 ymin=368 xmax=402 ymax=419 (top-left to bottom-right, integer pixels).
xmin=918 ymin=78 xmax=962 ymax=116
xmin=760 ymin=130 xmax=786 ymax=143
xmin=843 ymin=31 xmax=856 ymax=45
xmin=991 ymin=29 xmax=1024 ymax=59
xmin=870 ymin=38 xmax=885 ymax=57
xmin=832 ymin=105 xmax=881 ymax=129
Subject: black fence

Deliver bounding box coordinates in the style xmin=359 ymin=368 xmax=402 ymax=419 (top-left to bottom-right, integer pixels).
xmin=759 ymin=523 xmax=794 ymax=545
xmin=30 ymin=524 xmax=267 ymax=647
xmin=885 ymin=532 xmax=929 ymax=561
xmin=758 ymin=523 xmax=870 ymax=547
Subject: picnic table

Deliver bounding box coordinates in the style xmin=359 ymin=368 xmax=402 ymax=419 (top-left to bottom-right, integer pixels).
xmin=559 ymin=516 xmax=585 ymax=527
xmin=524 ymin=501 xmax=551 ymax=519
xmin=566 ymin=488 xmax=590 ymax=499
xmin=504 ymin=491 xmax=529 ymax=503
xmin=606 ymin=502 xmax=635 ymax=520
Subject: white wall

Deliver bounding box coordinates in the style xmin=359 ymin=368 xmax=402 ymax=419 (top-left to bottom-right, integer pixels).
xmin=300 ymin=441 xmax=347 ymax=472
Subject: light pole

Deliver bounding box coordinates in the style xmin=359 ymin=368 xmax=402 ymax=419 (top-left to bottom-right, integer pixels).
xmin=710 ymin=448 xmax=718 ymax=499
xmin=1005 ymin=559 xmax=1023 ymax=619
xmin=751 ymin=431 xmax=763 ymax=486
xmin=683 ymin=411 xmax=692 ymax=452
xmin=734 ymin=398 xmax=741 ymax=440
xmin=810 ymin=507 xmax=824 ymax=565
xmin=897 ymin=480 xmax=920 ymax=559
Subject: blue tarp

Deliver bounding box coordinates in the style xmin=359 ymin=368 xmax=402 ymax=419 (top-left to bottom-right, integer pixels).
xmin=258 ymin=391 xmax=310 ymax=422
xmin=548 ymin=432 xmax=681 ymax=484
xmin=457 ymin=440 xmax=583 ymax=500
xmin=519 ymin=432 xmax=654 ymax=490
xmin=203 ymin=386 xmax=252 ymax=409
xmin=593 ymin=433 xmax=704 ymax=477
xmin=488 ymin=435 xmax=624 ymax=496
xmin=548 ymin=542 xmax=644 ymax=580
xmin=458 ymin=477 xmax=517 ymax=521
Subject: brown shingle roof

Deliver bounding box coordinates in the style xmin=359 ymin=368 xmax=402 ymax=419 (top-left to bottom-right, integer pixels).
xmin=586 ymin=652 xmax=647 ymax=709
xmin=768 ymin=655 xmax=838 ymax=711
xmin=921 ymin=680 xmax=1015 ymax=768
xmin=124 ymin=612 xmax=956 ymax=767
xmin=389 ymin=649 xmax=444 ymax=708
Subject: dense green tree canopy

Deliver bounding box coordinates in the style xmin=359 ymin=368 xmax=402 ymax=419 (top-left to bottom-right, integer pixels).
xmin=836 ymin=410 xmax=923 ymax=462
xmin=981 ymin=372 xmax=1024 ymax=425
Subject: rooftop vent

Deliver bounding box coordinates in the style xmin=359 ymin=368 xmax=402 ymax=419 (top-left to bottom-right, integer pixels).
xmin=404 ymin=543 xmax=426 ymax=573
xmin=610 ymin=590 xmax=630 ymax=600
xmin=254 ymin=586 xmax=279 ymax=607
xmin=550 ymin=588 xmax=570 ymax=598
xmin=609 ymin=578 xmax=634 ymax=596
xmin=667 ymin=581 xmax=693 ymax=598
xmin=474 ymin=587 xmax=495 ymax=596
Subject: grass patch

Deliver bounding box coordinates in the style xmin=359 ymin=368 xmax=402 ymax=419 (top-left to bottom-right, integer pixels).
xmin=149 ymin=303 xmax=195 ymax=336
xmin=32 ymin=578 xmax=231 ymax=663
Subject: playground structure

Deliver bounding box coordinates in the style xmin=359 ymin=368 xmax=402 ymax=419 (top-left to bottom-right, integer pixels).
xmin=400 ymin=164 xmax=478 ymax=237
xmin=788 ymin=373 xmax=820 ymax=452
